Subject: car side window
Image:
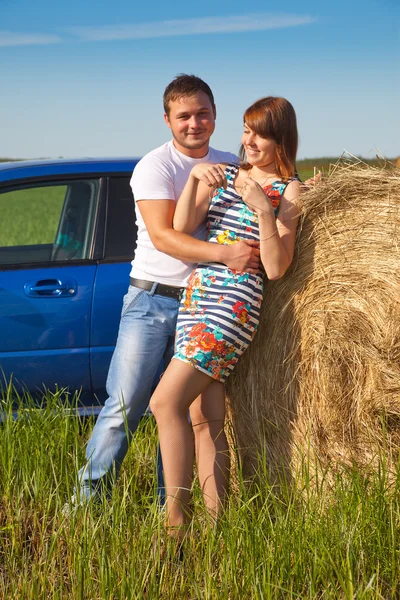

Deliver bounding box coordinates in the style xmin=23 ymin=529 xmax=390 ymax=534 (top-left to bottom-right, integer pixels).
xmin=104 ymin=177 xmax=137 ymax=260
xmin=0 ymin=179 xmax=99 ymax=267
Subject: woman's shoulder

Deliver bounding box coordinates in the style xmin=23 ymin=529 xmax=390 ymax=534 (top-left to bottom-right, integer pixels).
xmin=280 ymin=177 xmax=301 ymax=202
xmin=284 ymin=176 xmax=301 ymax=192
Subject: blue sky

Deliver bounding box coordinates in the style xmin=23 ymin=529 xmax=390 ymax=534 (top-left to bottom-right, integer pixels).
xmin=1 ymin=0 xmax=398 ymax=160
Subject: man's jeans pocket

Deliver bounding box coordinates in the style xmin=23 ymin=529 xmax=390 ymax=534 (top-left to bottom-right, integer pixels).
xmin=120 ymin=286 xmax=145 ymax=317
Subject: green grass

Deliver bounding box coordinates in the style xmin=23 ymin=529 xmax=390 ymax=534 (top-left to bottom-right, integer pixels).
xmin=0 ymin=186 xmax=65 ymax=247
xmin=296 ymin=156 xmax=389 ymax=183
xmin=0 ymin=388 xmax=399 ymax=599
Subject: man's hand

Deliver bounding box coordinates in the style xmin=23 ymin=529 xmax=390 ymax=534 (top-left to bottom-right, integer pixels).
xmin=221 ymin=239 xmax=261 ymax=273
xmin=301 ymin=170 xmax=323 ymax=190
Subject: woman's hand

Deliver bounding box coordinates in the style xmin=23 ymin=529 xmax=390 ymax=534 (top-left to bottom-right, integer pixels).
xmin=241 ymin=177 xmax=274 ymax=217
xmin=189 ymin=163 xmax=227 ymax=190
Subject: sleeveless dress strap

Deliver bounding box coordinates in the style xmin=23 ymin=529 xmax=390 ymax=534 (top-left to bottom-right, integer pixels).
xmin=224 ymin=163 xmax=240 ymax=185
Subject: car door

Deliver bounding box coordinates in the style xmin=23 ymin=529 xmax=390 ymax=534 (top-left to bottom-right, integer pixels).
xmin=0 ymin=176 xmax=102 ymax=401
xmin=89 ymin=176 xmax=137 ymax=402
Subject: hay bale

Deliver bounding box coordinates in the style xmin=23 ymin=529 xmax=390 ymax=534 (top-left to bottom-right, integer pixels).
xmin=226 ymin=161 xmax=400 ymax=485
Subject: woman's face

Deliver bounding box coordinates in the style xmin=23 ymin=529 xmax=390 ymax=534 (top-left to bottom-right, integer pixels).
xmin=242 ymin=124 xmax=277 ymax=168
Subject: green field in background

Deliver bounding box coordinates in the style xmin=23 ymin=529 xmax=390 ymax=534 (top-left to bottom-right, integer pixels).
xmin=0 ymin=186 xmax=65 ymax=246
xmin=297 ymin=156 xmax=388 ymax=182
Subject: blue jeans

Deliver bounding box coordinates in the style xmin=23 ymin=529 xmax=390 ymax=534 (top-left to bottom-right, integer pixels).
xmin=76 ymin=283 xmax=179 ymax=500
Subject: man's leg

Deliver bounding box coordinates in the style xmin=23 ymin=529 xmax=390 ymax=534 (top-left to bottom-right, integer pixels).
xmin=155 ymin=337 xmax=183 ymax=504
xmin=75 ymin=286 xmax=178 ymax=501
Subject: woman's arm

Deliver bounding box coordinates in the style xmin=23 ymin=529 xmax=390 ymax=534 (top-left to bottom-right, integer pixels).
xmin=241 ymin=178 xmax=301 ymax=280
xmin=173 ymin=163 xmax=227 ymax=233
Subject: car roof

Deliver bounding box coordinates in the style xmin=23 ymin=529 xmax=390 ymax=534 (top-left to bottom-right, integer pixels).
xmin=0 ymin=157 xmax=141 ymax=183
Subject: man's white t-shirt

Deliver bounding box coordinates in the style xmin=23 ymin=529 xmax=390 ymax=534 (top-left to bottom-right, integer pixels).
xmin=130 ymin=141 xmax=238 ymax=287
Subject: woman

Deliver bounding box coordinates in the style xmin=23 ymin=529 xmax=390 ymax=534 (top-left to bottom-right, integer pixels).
xmin=150 ymin=96 xmax=301 ymax=538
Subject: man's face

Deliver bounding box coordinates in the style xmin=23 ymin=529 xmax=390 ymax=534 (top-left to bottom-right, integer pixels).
xmin=164 ymin=92 xmax=216 ymax=158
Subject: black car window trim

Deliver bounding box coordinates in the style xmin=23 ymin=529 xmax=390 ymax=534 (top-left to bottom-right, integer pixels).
xmin=97 ymin=176 xmax=137 ymax=264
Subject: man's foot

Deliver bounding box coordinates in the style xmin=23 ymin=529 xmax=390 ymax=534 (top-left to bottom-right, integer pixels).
xmin=61 ymin=493 xmax=96 ymax=517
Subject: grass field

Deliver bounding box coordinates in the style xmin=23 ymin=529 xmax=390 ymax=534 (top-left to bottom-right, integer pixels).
xmin=0 ymin=390 xmax=399 ymax=599
xmin=0 ymin=186 xmax=65 ymax=247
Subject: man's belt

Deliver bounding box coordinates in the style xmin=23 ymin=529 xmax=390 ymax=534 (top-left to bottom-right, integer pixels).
xmin=129 ymin=277 xmax=184 ymax=301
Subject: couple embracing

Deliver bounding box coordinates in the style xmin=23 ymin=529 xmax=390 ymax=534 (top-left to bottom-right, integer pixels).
xmin=72 ymin=74 xmax=301 ymax=540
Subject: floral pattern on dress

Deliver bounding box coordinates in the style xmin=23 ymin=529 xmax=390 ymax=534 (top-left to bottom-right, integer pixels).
xmin=216 ymin=230 xmax=239 ymax=245
xmin=263 ymin=182 xmax=285 ymax=214
xmin=237 ymin=204 xmax=257 ymax=227
xmin=174 ymin=321 xmax=239 ymax=381
xmin=232 ymin=300 xmax=251 ymax=325
xmin=208 ymin=179 xmax=283 ymax=249
xmin=181 ymin=272 xmax=206 ymax=315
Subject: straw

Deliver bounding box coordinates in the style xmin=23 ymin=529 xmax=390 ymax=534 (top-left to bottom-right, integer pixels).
xmin=226 ymin=158 xmax=400 ymax=487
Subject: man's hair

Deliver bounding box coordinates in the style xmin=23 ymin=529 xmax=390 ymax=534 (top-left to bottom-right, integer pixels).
xmin=239 ymin=97 xmax=298 ymax=181
xmin=163 ymin=74 xmax=215 ymax=116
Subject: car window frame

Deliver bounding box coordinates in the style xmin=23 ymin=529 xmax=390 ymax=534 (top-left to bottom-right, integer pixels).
xmin=95 ymin=175 xmax=137 ymax=264
xmin=0 ymin=174 xmax=107 ymax=272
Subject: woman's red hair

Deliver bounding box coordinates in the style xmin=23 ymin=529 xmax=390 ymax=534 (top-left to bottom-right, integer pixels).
xmin=239 ymin=97 xmax=298 ymax=181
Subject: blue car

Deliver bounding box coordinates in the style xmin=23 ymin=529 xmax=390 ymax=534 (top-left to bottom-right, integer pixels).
xmin=0 ymin=157 xmax=153 ymax=414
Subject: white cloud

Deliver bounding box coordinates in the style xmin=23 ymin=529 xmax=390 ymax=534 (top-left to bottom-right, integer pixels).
xmin=69 ymin=13 xmax=316 ymax=42
xmin=0 ymin=31 xmax=62 ymax=47
xmin=0 ymin=14 xmax=316 ymax=48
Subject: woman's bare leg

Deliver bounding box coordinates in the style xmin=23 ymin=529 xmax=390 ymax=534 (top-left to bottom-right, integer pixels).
xmin=149 ymin=359 xmax=214 ymax=533
xmin=190 ymin=381 xmax=230 ymax=520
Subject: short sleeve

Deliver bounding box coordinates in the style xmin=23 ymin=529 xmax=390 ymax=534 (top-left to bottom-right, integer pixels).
xmin=130 ymin=155 xmax=175 ymax=201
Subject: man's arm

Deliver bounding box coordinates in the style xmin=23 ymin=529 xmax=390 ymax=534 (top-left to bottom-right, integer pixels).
xmin=137 ymin=199 xmax=260 ymax=274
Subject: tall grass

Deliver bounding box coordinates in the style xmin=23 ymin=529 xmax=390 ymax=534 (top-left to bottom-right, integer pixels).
xmin=0 ymin=389 xmax=399 ymax=599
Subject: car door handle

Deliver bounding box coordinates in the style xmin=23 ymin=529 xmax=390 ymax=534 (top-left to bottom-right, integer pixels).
xmin=24 ymin=279 xmax=77 ymax=298
xmin=30 ymin=283 xmax=68 ymax=292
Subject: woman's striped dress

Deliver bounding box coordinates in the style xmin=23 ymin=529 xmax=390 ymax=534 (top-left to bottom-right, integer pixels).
xmin=173 ymin=163 xmax=288 ymax=383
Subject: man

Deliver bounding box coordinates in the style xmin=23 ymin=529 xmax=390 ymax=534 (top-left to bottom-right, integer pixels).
xmin=71 ymin=74 xmax=260 ymax=503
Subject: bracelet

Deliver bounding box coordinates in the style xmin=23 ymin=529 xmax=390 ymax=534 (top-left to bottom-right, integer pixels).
xmin=259 ymin=229 xmax=278 ymax=242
